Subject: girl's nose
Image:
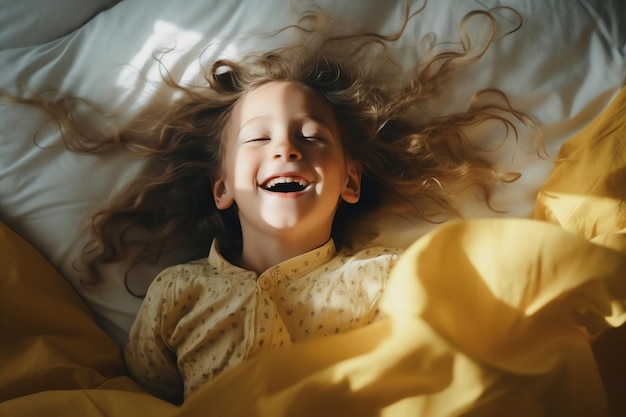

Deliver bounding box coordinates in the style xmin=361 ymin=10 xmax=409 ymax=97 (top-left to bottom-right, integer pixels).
xmin=273 ymin=139 xmax=302 ymax=160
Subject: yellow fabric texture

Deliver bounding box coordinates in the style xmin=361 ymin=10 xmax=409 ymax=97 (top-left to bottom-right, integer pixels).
xmin=1 ymin=87 xmax=626 ymax=416
xmin=535 ymin=85 xmax=626 ymax=248
xmin=0 ymin=224 xmax=139 ymax=395
xmin=0 ymin=222 xmax=177 ymax=414
xmin=535 ymin=85 xmax=626 ymax=416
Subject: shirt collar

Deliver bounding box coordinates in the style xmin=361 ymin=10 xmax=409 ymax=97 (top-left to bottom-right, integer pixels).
xmin=207 ymin=239 xmax=337 ymax=280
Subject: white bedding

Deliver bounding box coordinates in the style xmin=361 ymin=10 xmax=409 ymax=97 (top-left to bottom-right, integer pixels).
xmin=1 ymin=0 xmax=624 ymax=346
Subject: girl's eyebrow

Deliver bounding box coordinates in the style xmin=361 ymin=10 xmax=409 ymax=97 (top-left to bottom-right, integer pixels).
xmin=302 ymin=115 xmax=336 ymax=133
xmin=237 ymin=115 xmax=271 ymax=132
xmin=234 ymin=116 xmax=271 ymax=140
xmin=237 ymin=114 xmax=336 ymax=135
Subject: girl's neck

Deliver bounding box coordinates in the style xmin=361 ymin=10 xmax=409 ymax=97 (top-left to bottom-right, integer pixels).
xmin=235 ymin=230 xmax=331 ymax=275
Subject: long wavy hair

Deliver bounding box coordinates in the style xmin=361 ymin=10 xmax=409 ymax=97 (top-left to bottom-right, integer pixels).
xmin=8 ymin=1 xmax=537 ymax=295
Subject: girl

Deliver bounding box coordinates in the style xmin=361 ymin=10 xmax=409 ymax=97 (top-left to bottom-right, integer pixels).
xmin=14 ymin=1 xmax=534 ymax=404
xmin=124 ymin=80 xmax=404 ymax=402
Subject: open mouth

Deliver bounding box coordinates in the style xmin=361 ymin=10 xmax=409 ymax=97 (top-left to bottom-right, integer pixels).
xmin=261 ymin=177 xmax=310 ymax=193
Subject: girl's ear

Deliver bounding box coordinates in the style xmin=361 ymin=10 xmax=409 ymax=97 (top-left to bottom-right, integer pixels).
xmin=212 ymin=176 xmax=235 ymax=209
xmin=341 ymin=160 xmax=362 ymax=204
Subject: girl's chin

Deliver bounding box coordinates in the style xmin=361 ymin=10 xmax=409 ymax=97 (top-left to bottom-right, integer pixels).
xmin=259 ymin=213 xmax=330 ymax=231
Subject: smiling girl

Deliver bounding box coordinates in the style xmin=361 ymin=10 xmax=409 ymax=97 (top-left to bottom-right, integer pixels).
xmin=23 ymin=2 xmax=533 ymax=404
xmin=124 ymin=80 xmax=400 ymax=403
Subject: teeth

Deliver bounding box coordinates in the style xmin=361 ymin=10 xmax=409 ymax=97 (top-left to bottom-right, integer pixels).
xmin=264 ymin=177 xmax=309 ymax=189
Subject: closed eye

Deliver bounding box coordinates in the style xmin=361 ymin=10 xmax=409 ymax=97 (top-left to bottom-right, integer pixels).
xmin=243 ymin=137 xmax=270 ymax=144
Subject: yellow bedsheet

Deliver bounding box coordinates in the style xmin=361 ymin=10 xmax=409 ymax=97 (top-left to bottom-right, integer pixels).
xmin=2 ymin=87 xmax=625 ymax=416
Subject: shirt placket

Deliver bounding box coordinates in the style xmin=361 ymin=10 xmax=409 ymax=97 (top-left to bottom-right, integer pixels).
xmin=247 ymin=266 xmax=284 ymax=357
xmin=258 ymin=266 xmax=281 ymax=293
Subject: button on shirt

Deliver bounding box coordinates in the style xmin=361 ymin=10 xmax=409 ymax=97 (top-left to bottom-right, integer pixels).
xmin=124 ymin=239 xmax=399 ymax=402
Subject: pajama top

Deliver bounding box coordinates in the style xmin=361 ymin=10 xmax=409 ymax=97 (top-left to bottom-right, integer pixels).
xmin=124 ymin=239 xmax=399 ymax=402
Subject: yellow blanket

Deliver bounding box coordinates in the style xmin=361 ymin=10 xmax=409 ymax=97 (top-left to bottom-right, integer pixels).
xmin=2 ymin=87 xmax=626 ymax=416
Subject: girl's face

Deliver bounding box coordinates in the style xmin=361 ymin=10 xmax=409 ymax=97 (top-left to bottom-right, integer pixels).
xmin=213 ymin=81 xmax=361 ymax=242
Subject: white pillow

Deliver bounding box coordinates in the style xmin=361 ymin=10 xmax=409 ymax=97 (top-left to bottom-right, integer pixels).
xmin=0 ymin=0 xmax=121 ymax=49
